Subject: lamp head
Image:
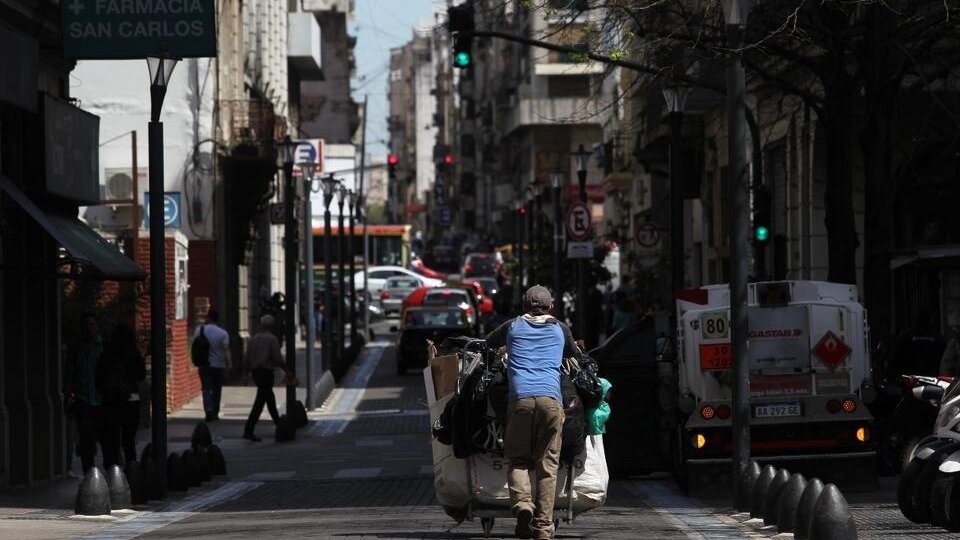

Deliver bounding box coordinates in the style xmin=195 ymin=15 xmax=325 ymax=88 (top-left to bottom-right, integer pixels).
xmin=572 ymin=144 xmax=591 ymax=173
xmin=337 ymin=183 xmax=347 ymax=203
xmin=276 ymin=135 xmax=298 ymax=167
xmin=550 ymin=172 xmax=563 ymax=189
xmin=662 ymin=85 xmax=689 ymax=114
xmin=348 ymin=189 xmax=357 ymax=207
xmin=321 ymin=174 xmax=337 ymax=198
xmin=146 ymin=56 xmax=178 ymax=88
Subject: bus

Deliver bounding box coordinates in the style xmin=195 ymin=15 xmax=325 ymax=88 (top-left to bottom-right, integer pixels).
xmin=311 ymin=224 xmax=412 ymax=281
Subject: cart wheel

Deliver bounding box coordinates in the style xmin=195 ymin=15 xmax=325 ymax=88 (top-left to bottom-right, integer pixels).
xmin=480 ymin=517 xmax=495 ymax=537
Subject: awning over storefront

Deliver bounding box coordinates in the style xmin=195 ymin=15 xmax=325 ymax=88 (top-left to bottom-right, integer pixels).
xmin=0 ymin=174 xmax=146 ymax=281
xmin=890 ymin=245 xmax=960 ymax=270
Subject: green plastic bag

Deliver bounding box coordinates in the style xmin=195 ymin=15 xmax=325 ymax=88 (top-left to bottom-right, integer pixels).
xmin=587 ymin=378 xmax=612 ymax=435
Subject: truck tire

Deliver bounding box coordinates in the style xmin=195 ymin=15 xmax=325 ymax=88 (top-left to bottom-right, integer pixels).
xmin=671 ymin=427 xmax=688 ymax=492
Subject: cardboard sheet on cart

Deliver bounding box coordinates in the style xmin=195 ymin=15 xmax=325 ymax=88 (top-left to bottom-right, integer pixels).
xmin=430 ymin=394 xmax=609 ymax=512
xmin=424 ymin=341 xmax=459 ymax=405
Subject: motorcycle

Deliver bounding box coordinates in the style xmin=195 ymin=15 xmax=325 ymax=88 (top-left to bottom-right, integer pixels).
xmin=891 ymin=375 xmax=953 ymax=472
xmin=897 ymin=376 xmax=960 ymax=530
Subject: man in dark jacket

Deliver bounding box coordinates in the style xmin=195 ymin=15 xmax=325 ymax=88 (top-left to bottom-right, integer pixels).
xmin=242 ymin=315 xmax=287 ymax=441
xmin=486 ymin=286 xmax=578 ymax=540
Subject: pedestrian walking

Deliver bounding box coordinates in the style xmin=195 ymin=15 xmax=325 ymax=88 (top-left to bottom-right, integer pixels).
xmin=98 ymin=322 xmax=145 ymax=465
xmin=242 ymin=314 xmax=287 ymax=441
xmin=194 ymin=308 xmax=231 ymax=422
xmin=64 ymin=312 xmax=119 ymax=472
xmin=486 ymin=285 xmax=579 ymax=540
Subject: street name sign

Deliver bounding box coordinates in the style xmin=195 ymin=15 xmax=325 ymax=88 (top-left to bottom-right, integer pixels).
xmin=565 ymin=202 xmax=591 ymax=242
xmin=567 ymin=241 xmax=594 ymax=259
xmin=62 ymin=0 xmax=217 ymax=59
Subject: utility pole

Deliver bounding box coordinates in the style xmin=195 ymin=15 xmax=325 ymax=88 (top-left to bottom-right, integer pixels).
xmin=279 ymin=136 xmax=298 ymax=414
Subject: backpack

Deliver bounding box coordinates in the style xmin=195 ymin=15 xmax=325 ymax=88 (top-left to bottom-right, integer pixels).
xmin=191 ymin=325 xmax=211 ymax=368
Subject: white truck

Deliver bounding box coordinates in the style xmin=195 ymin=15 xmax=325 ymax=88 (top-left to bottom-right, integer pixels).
xmin=671 ymin=280 xmax=877 ymax=491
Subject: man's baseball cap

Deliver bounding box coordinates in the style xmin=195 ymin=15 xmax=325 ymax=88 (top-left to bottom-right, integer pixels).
xmin=524 ymin=285 xmax=554 ymax=310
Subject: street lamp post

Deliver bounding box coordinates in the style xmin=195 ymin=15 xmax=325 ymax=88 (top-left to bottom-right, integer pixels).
xmin=277 ymin=135 xmax=300 ymax=414
xmin=572 ymin=144 xmax=592 ymax=341
xmin=336 ymin=184 xmax=347 ymax=365
xmin=530 ymin=182 xmax=543 ymax=288
xmin=320 ymin=175 xmax=338 ymax=374
xmin=348 ymin=189 xmax=358 ymax=347
xmin=662 ymin=85 xmax=689 ymax=297
xmin=300 ymin=160 xmax=318 ymax=409
xmin=550 ymin=172 xmax=564 ymax=319
xmin=721 ymin=0 xmax=755 ymax=505
xmin=146 ymin=55 xmax=178 ymax=496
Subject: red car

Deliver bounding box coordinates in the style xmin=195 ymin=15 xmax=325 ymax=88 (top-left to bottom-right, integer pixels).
xmin=402 ymin=284 xmax=494 ymax=324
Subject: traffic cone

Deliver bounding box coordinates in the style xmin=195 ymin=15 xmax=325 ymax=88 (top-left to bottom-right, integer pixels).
xmin=776 ymin=473 xmax=807 ymax=533
xmin=167 ymin=453 xmax=188 ymax=492
xmin=208 ymin=444 xmax=227 ymax=476
xmin=750 ymin=465 xmax=777 ymax=519
xmin=106 ymin=465 xmax=132 ymax=511
xmin=736 ymin=461 xmax=761 ymax=512
xmin=809 ymin=484 xmax=858 ymax=540
xmin=75 ymin=466 xmax=111 ymax=516
xmin=764 ymin=468 xmax=791 ymax=526
xmin=192 ymin=421 xmax=213 ymax=449
xmin=794 ymin=477 xmax=824 ymax=540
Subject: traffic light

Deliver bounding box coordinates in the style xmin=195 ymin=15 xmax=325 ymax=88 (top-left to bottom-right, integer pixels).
xmin=387 ymin=153 xmax=398 ymax=176
xmin=753 ymin=186 xmax=771 ymax=244
xmin=442 ymin=153 xmax=454 ymax=166
xmin=447 ymin=4 xmax=474 ymax=69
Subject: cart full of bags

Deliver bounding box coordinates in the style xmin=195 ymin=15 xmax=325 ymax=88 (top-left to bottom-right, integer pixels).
xmin=422 ymin=337 xmax=612 ymax=537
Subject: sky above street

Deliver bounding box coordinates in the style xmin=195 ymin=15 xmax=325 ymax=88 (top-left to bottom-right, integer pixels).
xmin=351 ymin=0 xmax=443 ymax=158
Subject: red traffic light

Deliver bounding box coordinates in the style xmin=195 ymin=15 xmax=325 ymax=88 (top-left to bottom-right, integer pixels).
xmin=519 ymin=207 xmax=527 ymax=215
xmin=442 ymin=154 xmax=454 ymax=165
xmin=387 ymin=153 xmax=399 ymax=166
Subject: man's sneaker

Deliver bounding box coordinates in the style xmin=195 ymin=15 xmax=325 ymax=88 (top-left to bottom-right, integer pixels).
xmin=242 ymin=432 xmax=262 ymax=442
xmin=514 ymin=508 xmax=533 ymax=539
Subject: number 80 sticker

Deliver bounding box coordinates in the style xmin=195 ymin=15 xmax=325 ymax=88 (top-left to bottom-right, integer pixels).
xmin=700 ymin=312 xmax=730 ymax=340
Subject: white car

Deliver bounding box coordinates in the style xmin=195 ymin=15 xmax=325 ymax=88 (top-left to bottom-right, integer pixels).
xmin=354 ymin=266 xmax=444 ymax=298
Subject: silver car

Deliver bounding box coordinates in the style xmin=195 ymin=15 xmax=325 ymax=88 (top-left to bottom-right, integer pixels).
xmin=380 ymin=276 xmax=423 ymax=317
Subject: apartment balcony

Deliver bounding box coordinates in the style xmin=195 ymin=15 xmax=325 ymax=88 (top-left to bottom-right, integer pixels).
xmin=220 ymin=99 xmax=280 ymax=145
xmin=534 ymin=62 xmax=605 ymax=76
xmin=288 ymin=12 xmax=323 ymax=80
xmin=504 ymin=97 xmax=602 ymax=134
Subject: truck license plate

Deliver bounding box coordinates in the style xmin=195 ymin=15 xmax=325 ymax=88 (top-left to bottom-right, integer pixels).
xmin=753 ymin=401 xmax=802 ymax=419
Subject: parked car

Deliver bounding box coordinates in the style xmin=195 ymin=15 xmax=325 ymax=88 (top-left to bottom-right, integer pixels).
xmin=461 ymin=252 xmax=499 ymax=278
xmin=464 ymin=276 xmax=499 ymax=298
xmin=403 ymin=284 xmax=491 ymax=333
xmin=394 ymin=307 xmax=474 ymax=375
xmin=354 ymin=265 xmax=444 ymax=299
xmin=380 ymin=276 xmax=423 ymax=318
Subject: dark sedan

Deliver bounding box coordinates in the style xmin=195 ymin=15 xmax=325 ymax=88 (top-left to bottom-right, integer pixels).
xmin=394 ymin=307 xmax=474 ymax=375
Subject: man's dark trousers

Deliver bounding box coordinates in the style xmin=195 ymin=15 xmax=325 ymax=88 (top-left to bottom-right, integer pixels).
xmin=244 ymin=368 xmax=279 ymax=434
xmin=199 ymin=366 xmax=225 ymax=420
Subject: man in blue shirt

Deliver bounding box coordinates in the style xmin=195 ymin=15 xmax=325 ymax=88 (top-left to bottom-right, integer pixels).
xmin=487 ymin=286 xmax=578 ymax=540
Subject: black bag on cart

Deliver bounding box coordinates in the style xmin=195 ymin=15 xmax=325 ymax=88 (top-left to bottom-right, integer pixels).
xmin=560 ymin=374 xmax=586 ymax=462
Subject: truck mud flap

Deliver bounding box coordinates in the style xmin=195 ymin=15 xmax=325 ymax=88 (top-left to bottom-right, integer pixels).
xmin=685 ymin=451 xmax=877 ymax=496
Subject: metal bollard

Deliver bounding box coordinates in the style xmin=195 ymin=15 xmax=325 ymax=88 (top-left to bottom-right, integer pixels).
xmin=125 ymin=460 xmax=148 ymax=505
xmin=751 ymin=465 xmax=777 ymax=519
xmin=167 ymin=452 xmax=188 ymax=492
xmin=809 ymin=484 xmax=858 ymax=540
xmin=776 ymin=473 xmax=807 ymax=533
xmin=192 ymin=421 xmax=213 ymax=449
xmin=794 ymin=477 xmax=824 ymax=540
xmin=736 ymin=460 xmax=762 ymax=512
xmin=764 ymin=468 xmax=791 ymax=526
xmin=208 ymin=444 xmax=227 ymax=476
xmin=75 ymin=466 xmax=111 ymax=516
xmin=106 ymin=464 xmax=132 ymax=510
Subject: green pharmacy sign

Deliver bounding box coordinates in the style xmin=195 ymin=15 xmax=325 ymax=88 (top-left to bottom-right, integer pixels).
xmin=62 ymin=0 xmax=217 ymax=59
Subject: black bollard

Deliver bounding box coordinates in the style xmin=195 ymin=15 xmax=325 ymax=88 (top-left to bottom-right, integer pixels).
xmin=167 ymin=452 xmax=188 ymax=492
xmin=736 ymin=461 xmax=762 ymax=513
xmin=139 ymin=443 xmax=153 ymax=466
xmin=776 ymin=473 xmax=807 ymax=533
xmin=140 ymin=456 xmax=162 ymax=500
xmin=750 ymin=465 xmax=777 ymax=519
xmin=289 ymin=400 xmax=308 ymax=428
xmin=192 ymin=421 xmax=213 ymax=449
xmin=809 ymin=484 xmax=858 ymax=540
xmin=106 ymin=465 xmax=132 ymax=511
xmin=125 ymin=460 xmax=147 ymax=505
xmin=75 ymin=467 xmax=111 ymax=516
xmin=795 ymin=477 xmax=825 ymax=540
xmin=208 ymin=444 xmax=227 ymax=476
xmin=181 ymin=449 xmax=202 ymax=488
xmin=194 ymin=446 xmax=212 ymax=482
xmin=764 ymin=469 xmax=791 ymax=526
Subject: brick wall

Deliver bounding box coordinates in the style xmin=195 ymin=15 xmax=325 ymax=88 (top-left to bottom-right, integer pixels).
xmin=135 ymin=237 xmax=199 ymax=413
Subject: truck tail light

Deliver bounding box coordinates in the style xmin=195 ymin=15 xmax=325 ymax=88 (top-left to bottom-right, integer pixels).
xmin=842 ymin=399 xmax=857 ymax=413
xmin=692 ymin=433 xmax=707 ymax=449
xmin=700 ymin=406 xmax=715 ymax=420
xmin=856 ymin=426 xmax=869 ymax=442
xmin=826 ymin=399 xmax=841 ymax=414
xmin=716 ymin=405 xmax=731 ymax=419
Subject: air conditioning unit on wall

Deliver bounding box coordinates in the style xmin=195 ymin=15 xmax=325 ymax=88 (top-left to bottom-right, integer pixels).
xmin=103 ymin=168 xmax=134 ymax=202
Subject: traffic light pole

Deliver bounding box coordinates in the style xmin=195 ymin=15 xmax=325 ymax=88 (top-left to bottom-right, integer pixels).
xmin=669 ymin=110 xmax=684 ymax=295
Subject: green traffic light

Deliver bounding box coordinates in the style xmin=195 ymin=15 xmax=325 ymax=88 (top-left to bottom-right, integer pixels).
xmin=454 ymin=51 xmax=471 ymax=67
xmin=754 ymin=225 xmax=770 ymax=242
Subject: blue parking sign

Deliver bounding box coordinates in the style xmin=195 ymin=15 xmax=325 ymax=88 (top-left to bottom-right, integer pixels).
xmin=143 ymin=192 xmax=181 ymax=228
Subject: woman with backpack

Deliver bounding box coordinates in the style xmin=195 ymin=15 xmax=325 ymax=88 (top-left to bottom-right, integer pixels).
xmin=98 ymin=322 xmax=146 ymax=465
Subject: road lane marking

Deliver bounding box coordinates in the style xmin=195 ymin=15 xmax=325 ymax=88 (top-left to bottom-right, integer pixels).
xmin=332 ymin=467 xmax=382 ymax=479
xmin=244 ymin=471 xmax=296 ymax=480
xmin=309 ymin=343 xmax=390 ymax=437
xmin=74 ymin=481 xmax=262 ymax=540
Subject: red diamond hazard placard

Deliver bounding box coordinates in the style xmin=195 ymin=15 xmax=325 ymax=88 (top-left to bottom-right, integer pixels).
xmin=813 ymin=331 xmax=851 ymax=368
